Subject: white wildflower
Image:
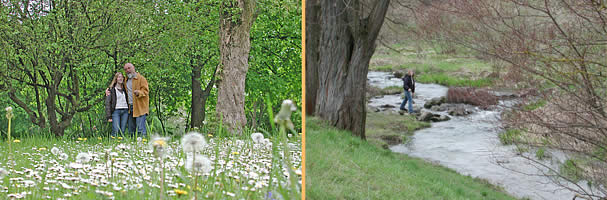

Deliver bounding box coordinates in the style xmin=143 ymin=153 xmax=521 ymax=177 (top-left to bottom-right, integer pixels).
xmin=274 ymin=99 xmax=297 ymax=131
xmin=69 ymin=163 xmax=83 ymax=169
xmin=185 ymin=154 xmax=212 ymax=174
xmin=251 ymin=132 xmax=265 ymax=143
xmin=50 ymin=147 xmax=61 ymax=155
xmin=5 ymin=106 xmax=13 ymax=119
xmin=116 ymin=144 xmax=127 ymax=150
xmin=58 ymin=153 xmax=68 ymax=160
xmin=181 ymin=132 xmax=207 ymax=153
xmin=76 ymin=152 xmax=91 ymax=163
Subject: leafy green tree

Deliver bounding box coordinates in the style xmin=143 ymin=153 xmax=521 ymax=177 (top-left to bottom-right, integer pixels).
xmin=0 ymin=1 xmax=156 ymax=136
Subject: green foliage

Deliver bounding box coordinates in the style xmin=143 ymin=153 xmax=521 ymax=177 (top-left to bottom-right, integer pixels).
xmin=535 ymin=148 xmax=546 ymax=160
xmin=306 ymin=117 xmax=515 ymax=199
xmin=560 ymin=159 xmax=584 ymax=182
xmin=523 ymin=100 xmax=547 ymax=111
xmin=246 ymin=0 xmax=301 ymax=132
xmin=417 ymin=73 xmax=494 ymax=87
xmin=499 ymin=129 xmax=522 ymax=145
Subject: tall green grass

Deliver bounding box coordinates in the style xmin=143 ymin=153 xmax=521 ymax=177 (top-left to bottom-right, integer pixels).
xmin=306 ymin=117 xmax=515 ymax=200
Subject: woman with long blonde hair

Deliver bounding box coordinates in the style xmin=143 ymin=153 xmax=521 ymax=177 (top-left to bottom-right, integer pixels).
xmin=105 ymin=72 xmax=129 ymax=137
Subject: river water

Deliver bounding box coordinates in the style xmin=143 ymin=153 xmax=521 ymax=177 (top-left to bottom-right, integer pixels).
xmin=367 ymin=71 xmax=587 ymax=200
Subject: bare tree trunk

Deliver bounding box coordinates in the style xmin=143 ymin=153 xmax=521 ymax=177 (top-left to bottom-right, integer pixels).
xmin=216 ymin=0 xmax=256 ymax=135
xmin=305 ymin=0 xmax=320 ymax=115
xmin=308 ymin=0 xmax=390 ymax=139
xmin=191 ymin=59 xmax=204 ymax=129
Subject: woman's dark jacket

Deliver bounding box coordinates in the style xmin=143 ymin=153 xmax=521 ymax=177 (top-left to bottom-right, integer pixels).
xmin=402 ymin=74 xmax=415 ymax=93
xmin=105 ymin=87 xmax=129 ymax=120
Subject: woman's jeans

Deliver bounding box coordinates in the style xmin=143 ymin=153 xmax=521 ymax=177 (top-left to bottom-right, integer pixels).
xmin=400 ymin=90 xmax=413 ymax=113
xmin=111 ymin=108 xmax=128 ymax=137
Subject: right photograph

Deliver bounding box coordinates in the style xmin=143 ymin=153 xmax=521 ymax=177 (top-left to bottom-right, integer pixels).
xmin=304 ymin=0 xmax=607 ymax=200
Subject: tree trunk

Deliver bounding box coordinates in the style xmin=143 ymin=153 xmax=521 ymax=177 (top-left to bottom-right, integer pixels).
xmin=305 ymin=0 xmax=320 ymax=115
xmin=215 ymin=0 xmax=256 ymax=135
xmin=191 ymin=55 xmax=217 ymax=129
xmin=191 ymin=59 xmax=204 ymax=129
xmin=308 ymin=0 xmax=390 ymax=139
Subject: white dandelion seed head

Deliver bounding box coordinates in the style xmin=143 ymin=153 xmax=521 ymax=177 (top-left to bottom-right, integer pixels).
xmin=58 ymin=153 xmax=68 ymax=160
xmin=185 ymin=154 xmax=212 ymax=174
xmin=76 ymin=152 xmax=91 ymax=163
xmin=149 ymin=136 xmax=169 ymax=158
xmin=282 ymin=100 xmax=296 ymax=112
xmin=181 ymin=132 xmax=207 ymax=153
xmin=0 ymin=168 xmax=8 ymax=179
xmin=274 ymin=99 xmax=296 ymax=129
xmin=50 ymin=147 xmax=61 ymax=155
xmin=251 ymin=133 xmax=265 ymax=143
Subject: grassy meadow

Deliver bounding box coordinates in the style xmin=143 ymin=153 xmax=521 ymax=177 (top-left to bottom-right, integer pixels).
xmin=0 ymin=131 xmax=302 ymax=199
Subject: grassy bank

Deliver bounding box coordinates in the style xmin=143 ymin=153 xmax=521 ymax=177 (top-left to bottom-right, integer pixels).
xmin=306 ymin=117 xmax=515 ymax=200
xmin=365 ymin=112 xmax=429 ymax=149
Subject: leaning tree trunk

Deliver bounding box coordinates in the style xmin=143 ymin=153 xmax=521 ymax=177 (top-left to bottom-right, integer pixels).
xmin=308 ymin=0 xmax=390 ymax=139
xmin=215 ymin=0 xmax=256 ymax=135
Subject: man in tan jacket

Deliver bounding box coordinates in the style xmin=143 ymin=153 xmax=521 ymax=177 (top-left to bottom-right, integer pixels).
xmin=107 ymin=63 xmax=149 ymax=137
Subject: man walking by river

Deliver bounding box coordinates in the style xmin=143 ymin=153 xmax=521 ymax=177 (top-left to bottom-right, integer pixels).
xmin=400 ymin=69 xmax=415 ymax=114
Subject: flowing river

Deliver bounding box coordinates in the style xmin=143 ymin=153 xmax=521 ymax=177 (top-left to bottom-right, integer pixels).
xmin=367 ymin=71 xmax=590 ymax=200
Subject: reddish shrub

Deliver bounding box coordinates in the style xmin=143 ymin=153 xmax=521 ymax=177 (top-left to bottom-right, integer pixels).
xmin=446 ymin=87 xmax=498 ymax=108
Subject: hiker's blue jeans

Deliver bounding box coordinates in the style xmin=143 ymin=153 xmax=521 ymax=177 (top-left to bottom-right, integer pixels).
xmin=128 ymin=106 xmax=147 ymax=137
xmin=400 ymin=90 xmax=413 ymax=113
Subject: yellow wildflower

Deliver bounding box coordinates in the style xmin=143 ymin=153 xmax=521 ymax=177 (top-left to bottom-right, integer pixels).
xmin=111 ymin=136 xmax=115 ymax=139
xmin=207 ymin=134 xmax=213 ymax=137
xmin=77 ymin=138 xmax=87 ymax=141
xmin=142 ymin=139 xmax=147 ymax=142
xmin=117 ymin=137 xmax=123 ymax=140
xmin=38 ymin=148 xmax=47 ymax=151
xmin=232 ymin=152 xmax=239 ymax=155
xmin=12 ymin=139 xmax=20 ymax=143
xmin=97 ymin=137 xmax=102 ymax=140
xmin=174 ymin=189 xmax=188 ymax=195
xmin=153 ymin=140 xmax=167 ymax=148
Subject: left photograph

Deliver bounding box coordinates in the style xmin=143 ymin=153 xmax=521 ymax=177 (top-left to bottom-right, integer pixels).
xmin=0 ymin=0 xmax=302 ymax=199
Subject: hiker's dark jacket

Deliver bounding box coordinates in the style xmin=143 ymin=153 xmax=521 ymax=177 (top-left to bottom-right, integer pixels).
xmin=105 ymin=87 xmax=129 ymax=120
xmin=402 ymin=74 xmax=415 ymax=93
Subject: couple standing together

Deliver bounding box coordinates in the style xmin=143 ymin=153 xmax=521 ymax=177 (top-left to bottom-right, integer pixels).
xmin=104 ymin=63 xmax=149 ymax=137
